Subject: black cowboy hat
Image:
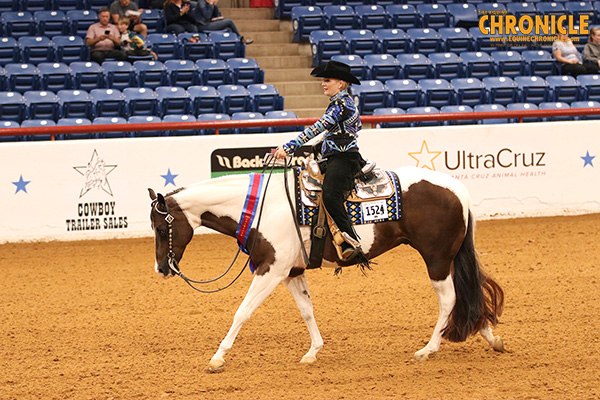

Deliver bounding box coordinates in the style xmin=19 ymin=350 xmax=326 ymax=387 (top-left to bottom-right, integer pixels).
xmin=310 ymin=60 xmax=361 ymax=85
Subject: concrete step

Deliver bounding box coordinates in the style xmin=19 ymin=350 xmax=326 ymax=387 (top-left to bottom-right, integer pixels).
xmin=235 ymin=19 xmax=282 ymax=33
xmin=284 ymin=94 xmax=329 ymax=109
xmin=253 ymin=55 xmax=313 ymax=68
xmin=245 ymin=43 xmax=302 ymax=57
xmin=264 ymin=68 xmax=312 ymax=82
xmin=290 ymin=108 xmax=325 ymax=118
xmin=245 ymin=30 xmax=293 ymax=44
xmin=273 ymin=81 xmax=323 ymax=96
xmin=221 ymin=7 xmax=274 ymax=20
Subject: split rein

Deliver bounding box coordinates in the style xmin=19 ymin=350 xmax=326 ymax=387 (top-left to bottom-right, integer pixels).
xmin=155 ymin=154 xmax=307 ymax=294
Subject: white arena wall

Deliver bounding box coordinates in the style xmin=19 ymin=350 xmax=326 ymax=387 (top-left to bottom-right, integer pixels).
xmin=1 ymin=121 xmax=599 ymax=243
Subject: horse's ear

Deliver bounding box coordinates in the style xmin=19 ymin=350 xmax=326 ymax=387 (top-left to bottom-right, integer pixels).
xmin=148 ymin=188 xmax=157 ymax=200
xmin=157 ymin=193 xmax=166 ymax=206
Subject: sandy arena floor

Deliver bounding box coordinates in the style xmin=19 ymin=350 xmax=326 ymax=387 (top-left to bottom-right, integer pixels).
xmin=1 ymin=214 xmax=599 ymax=400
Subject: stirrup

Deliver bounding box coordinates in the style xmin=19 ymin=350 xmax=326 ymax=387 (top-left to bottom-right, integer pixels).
xmin=356 ymin=160 xmax=376 ymax=181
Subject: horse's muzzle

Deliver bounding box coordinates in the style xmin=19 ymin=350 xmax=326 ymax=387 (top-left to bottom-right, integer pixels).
xmin=155 ymin=259 xmax=173 ymax=279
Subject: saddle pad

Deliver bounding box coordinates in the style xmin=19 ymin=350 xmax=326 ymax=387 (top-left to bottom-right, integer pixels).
xmin=293 ymin=167 xmax=403 ymax=226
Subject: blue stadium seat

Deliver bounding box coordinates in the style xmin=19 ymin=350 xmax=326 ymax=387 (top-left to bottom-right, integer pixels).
xmin=576 ymin=74 xmax=600 ymax=101
xmin=522 ymin=50 xmax=557 ymax=77
xmin=460 ymin=51 xmax=494 ymax=79
xmin=57 ymin=117 xmax=94 ymax=140
xmin=90 ymin=88 xmax=127 ymax=118
xmin=536 ymin=2 xmax=565 ymax=18
xmin=309 ymin=30 xmax=346 ymax=66
xmin=217 ymin=84 xmax=252 ymax=114
xmin=179 ymin=32 xmax=214 ymax=61
xmin=53 ymin=35 xmax=87 ymax=63
xmin=21 ymin=0 xmax=51 ymax=11
xmin=446 ymin=3 xmax=478 ymax=30
xmin=196 ymin=58 xmax=231 ymax=87
xmin=483 ymin=76 xmax=519 ymax=106
xmin=385 ymin=78 xmax=421 ymax=109
xmin=438 ymin=27 xmax=474 ymax=54
xmin=440 ymin=105 xmax=475 ymax=125
xmin=34 ymin=10 xmax=69 ymax=37
xmin=375 ymin=28 xmax=410 ymax=56
xmin=70 ymin=61 xmax=105 ymax=91
xmin=155 ymin=86 xmax=191 ymax=117
xmin=275 ymin=0 xmax=303 ymax=19
xmin=364 ymin=53 xmax=400 ymax=82
xmin=565 ymin=2 xmax=596 ymax=25
xmin=0 ymin=91 xmax=27 ymax=122
xmin=291 ymin=6 xmax=326 ymax=42
xmin=490 ymin=50 xmax=526 ymax=78
xmin=1 ymin=11 xmax=36 ymax=38
xmin=24 ymin=90 xmax=61 ymax=121
xmin=103 ymin=61 xmax=137 ymax=91
xmin=474 ymin=103 xmax=508 ymax=124
xmin=54 ymin=0 xmax=87 ymax=10
xmin=506 ymin=103 xmax=540 ymax=123
xmin=428 ymin=52 xmax=464 ymax=80
xmin=331 ymin=54 xmax=369 ymax=80
xmin=419 ymin=78 xmax=454 ymax=108
xmin=265 ymin=110 xmax=303 ymax=133
xmin=20 ymin=118 xmax=56 ymax=141
xmin=385 ymin=4 xmax=418 ymax=31
xmin=0 ymin=120 xmax=23 ymax=142
xmin=18 ymin=36 xmax=55 ymax=64
xmin=352 ymin=79 xmax=388 ymax=115
xmin=4 ymin=63 xmax=41 ymax=93
xmin=227 ymin=58 xmax=264 ymax=86
xmin=397 ymin=53 xmax=433 ymax=80
xmin=93 ymin=116 xmax=130 ymax=139
xmin=571 ymin=100 xmax=600 ymax=120
xmin=344 ymin=29 xmax=379 ymax=58
xmin=406 ymin=28 xmax=444 ymax=55
xmin=450 ymin=77 xmax=486 ymax=107
xmin=539 ymin=102 xmax=572 ymax=121
xmin=123 ymin=87 xmax=159 ymax=117
xmin=66 ymin=10 xmax=97 ymax=38
xmin=128 ymin=115 xmax=164 ymax=137
xmin=187 ymin=85 xmax=221 ymax=115
xmin=162 ymin=114 xmax=198 ymax=136
xmin=196 ymin=112 xmax=231 ymax=135
xmin=324 ymin=5 xmax=359 ymax=31
xmin=165 ymin=59 xmax=200 ymax=88
xmin=514 ymin=76 xmax=550 ymax=104
xmin=146 ymin=33 xmax=180 ymax=62
xmin=506 ymin=2 xmax=537 ymax=20
xmin=37 ymin=62 xmax=73 ymax=91
xmin=355 ymin=5 xmax=389 ymax=30
xmin=0 ymin=0 xmax=20 ymax=12
xmin=133 ymin=60 xmax=169 ymax=89
xmin=406 ymin=106 xmax=440 ymax=127
xmin=372 ymin=107 xmax=408 ymax=128
xmin=546 ymin=75 xmax=583 ymax=103
xmin=416 ymin=3 xmax=450 ymax=29
xmin=469 ymin=27 xmax=506 ymax=53
xmin=0 ymin=37 xmax=19 ymax=65
xmin=231 ymin=111 xmax=266 ymax=134
xmin=57 ymin=89 xmax=93 ymax=119
xmin=247 ymin=83 xmax=283 ymax=114
xmin=141 ymin=9 xmax=163 ymax=33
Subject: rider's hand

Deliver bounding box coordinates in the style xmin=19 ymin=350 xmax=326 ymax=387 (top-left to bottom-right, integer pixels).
xmin=274 ymin=146 xmax=287 ymax=160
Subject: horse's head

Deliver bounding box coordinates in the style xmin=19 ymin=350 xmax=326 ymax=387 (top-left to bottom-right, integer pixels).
xmin=149 ymin=188 xmax=194 ymax=278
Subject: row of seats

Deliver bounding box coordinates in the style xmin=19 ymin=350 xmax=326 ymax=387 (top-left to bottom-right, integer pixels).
xmin=351 ymin=74 xmax=600 ymax=114
xmin=0 ymin=110 xmax=303 ymax=141
xmin=373 ymin=100 xmax=600 ymax=128
xmin=0 ymin=0 xmax=162 ymax=12
xmin=0 ymin=59 xmax=265 ymax=93
xmin=0 ymin=84 xmax=284 ymax=122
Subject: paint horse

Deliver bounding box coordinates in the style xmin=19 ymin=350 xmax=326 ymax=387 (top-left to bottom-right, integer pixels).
xmin=148 ymin=166 xmax=505 ymax=372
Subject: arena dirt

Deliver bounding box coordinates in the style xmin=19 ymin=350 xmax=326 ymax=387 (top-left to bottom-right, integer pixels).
xmin=1 ymin=214 xmax=599 ymax=400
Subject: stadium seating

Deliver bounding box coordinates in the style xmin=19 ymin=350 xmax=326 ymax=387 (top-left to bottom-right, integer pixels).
xmin=438 ymin=27 xmax=474 ymax=54
xmin=440 ymin=104 xmax=475 ymax=125
xmin=187 ymin=85 xmax=221 ymax=115
xmin=196 ymin=112 xmax=231 ymax=135
xmin=385 ymin=78 xmax=421 ymax=109
xmin=24 ymin=90 xmax=61 ymax=121
xmin=565 ymin=2 xmax=596 ymax=26
xmin=460 ymin=51 xmax=494 ymax=79
xmin=20 ymin=118 xmax=56 ymax=141
xmin=0 ymin=37 xmax=19 ymax=65
xmin=446 ymin=3 xmax=478 ymax=30
xmin=227 ymin=58 xmax=264 ymax=86
xmin=355 ymin=5 xmax=388 ymax=30
xmin=264 ymin=110 xmax=303 ymax=133
xmin=407 ymin=28 xmax=444 ymax=55
xmin=450 ymin=77 xmax=486 ymax=107
xmin=57 ymin=89 xmax=93 ymax=119
xmin=162 ymin=114 xmax=198 ymax=136
xmin=18 ymin=36 xmax=54 ymax=64
xmin=57 ymin=117 xmax=94 ymax=140
xmin=375 ymin=28 xmax=410 ymax=56
xmin=419 ymin=78 xmax=454 ymax=108
xmin=474 ymin=103 xmax=508 ymax=124
xmin=90 ymin=88 xmax=127 ymax=118
xmin=247 ymin=83 xmax=283 ymax=114
xmin=93 ymin=116 xmax=130 ymax=139
xmin=128 ymin=115 xmax=164 ymax=137
xmin=70 ymin=61 xmax=104 ymax=91
xmin=397 ymin=53 xmax=433 ymax=80
xmin=351 ymin=79 xmax=388 ymax=114
xmin=571 ymin=100 xmax=600 ymax=120
xmin=309 ymin=30 xmax=345 ymax=66
xmin=385 ymin=4 xmax=418 ymax=31
xmin=1 ymin=11 xmax=36 ymax=38
xmin=331 ymin=54 xmax=369 ymax=80
xmin=483 ymin=76 xmax=519 ymax=106
xmin=147 ymin=33 xmax=180 ymax=62
xmin=140 ymin=9 xmax=163 ymax=33
xmin=344 ymin=29 xmax=379 ymax=58
xmin=196 ymin=58 xmax=231 ymax=87
xmin=372 ymin=107 xmax=408 ymax=128
xmin=66 ymin=10 xmax=97 ymax=38
xmin=546 ymin=75 xmax=583 ymax=103
xmin=291 ymin=6 xmax=326 ymax=42
xmin=38 ymin=62 xmax=73 ymax=91
xmin=576 ymin=74 xmax=600 ymax=101
xmin=364 ymin=53 xmax=400 ymax=82
xmin=134 ymin=60 xmax=169 ymax=89
xmin=4 ymin=63 xmax=41 ymax=92
xmin=323 ymin=5 xmax=359 ymax=32
xmin=416 ymin=3 xmax=450 ymax=29
xmin=490 ymin=50 xmax=526 ymax=78
xmin=103 ymin=61 xmax=137 ymax=91
xmin=217 ymin=84 xmax=252 ymax=114
xmin=428 ymin=52 xmax=464 ymax=80
xmin=53 ymin=35 xmax=88 ymax=64
xmin=123 ymin=87 xmax=159 ymax=117
xmin=231 ymin=111 xmax=266 ymax=134
xmin=514 ymin=76 xmax=550 ymax=104
xmin=155 ymin=86 xmax=191 ymax=117
xmin=506 ymin=103 xmax=541 ymax=123
xmin=406 ymin=106 xmax=441 ymax=127
xmin=522 ymin=50 xmax=557 ymax=77
xmin=179 ymin=33 xmax=213 ymax=61
xmin=165 ymin=59 xmax=200 ymax=88
xmin=0 ymin=120 xmax=23 ymax=142
xmin=539 ymin=102 xmax=572 ymax=122
xmin=0 ymin=91 xmax=27 ymax=122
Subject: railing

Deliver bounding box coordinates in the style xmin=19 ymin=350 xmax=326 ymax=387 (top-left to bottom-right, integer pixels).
xmin=1 ymin=108 xmax=600 ymax=140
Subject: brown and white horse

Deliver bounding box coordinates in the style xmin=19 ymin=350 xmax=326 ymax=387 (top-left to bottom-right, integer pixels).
xmin=148 ymin=166 xmax=505 ymax=372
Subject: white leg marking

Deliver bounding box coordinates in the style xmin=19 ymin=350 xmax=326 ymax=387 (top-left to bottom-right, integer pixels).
xmin=208 ymin=273 xmax=285 ymax=372
xmin=480 ymin=323 xmax=505 ymax=352
xmin=284 ymin=275 xmax=323 ymax=364
xmin=414 ymin=274 xmax=456 ymax=361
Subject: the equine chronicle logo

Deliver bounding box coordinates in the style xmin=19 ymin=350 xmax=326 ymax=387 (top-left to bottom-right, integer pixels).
xmin=73 ymin=149 xmax=117 ymax=198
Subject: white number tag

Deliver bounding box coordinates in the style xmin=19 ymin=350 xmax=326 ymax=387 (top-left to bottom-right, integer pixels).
xmin=361 ymin=199 xmax=388 ymax=222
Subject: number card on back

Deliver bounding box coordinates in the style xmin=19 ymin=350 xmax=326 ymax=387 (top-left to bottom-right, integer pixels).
xmin=361 ymin=199 xmax=388 ymax=222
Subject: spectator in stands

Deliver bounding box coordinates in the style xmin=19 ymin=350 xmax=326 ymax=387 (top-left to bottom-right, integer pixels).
xmin=583 ymin=26 xmax=600 ymax=73
xmin=274 ymin=61 xmax=367 ymax=263
xmin=110 ymin=0 xmax=148 ymax=38
xmin=194 ymin=0 xmax=253 ymax=44
xmin=86 ymin=7 xmax=127 ymax=64
xmin=163 ymin=0 xmax=199 ymax=34
xmin=117 ymin=17 xmax=157 ymax=60
xmin=553 ymin=31 xmax=596 ymax=77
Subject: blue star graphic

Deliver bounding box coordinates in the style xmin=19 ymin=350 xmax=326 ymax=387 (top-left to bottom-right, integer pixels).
xmin=581 ymin=151 xmax=595 ymax=167
xmin=161 ymin=168 xmax=178 ymax=187
xmin=12 ymin=174 xmax=31 ymax=194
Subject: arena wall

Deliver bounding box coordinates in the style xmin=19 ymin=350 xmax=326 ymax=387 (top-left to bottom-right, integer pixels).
xmin=1 ymin=121 xmax=599 ymax=243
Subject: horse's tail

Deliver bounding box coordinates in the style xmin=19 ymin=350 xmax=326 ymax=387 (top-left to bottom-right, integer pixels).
xmin=442 ymin=210 xmax=504 ymax=342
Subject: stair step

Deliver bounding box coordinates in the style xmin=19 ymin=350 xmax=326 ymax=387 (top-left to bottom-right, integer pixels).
xmin=235 ymin=19 xmax=281 ymax=33
xmin=221 ymin=7 xmax=274 ymax=20
xmin=265 ymin=68 xmax=312 ymax=82
xmin=290 ymin=108 xmax=325 ymax=118
xmin=284 ymin=94 xmax=329 ymax=109
xmin=245 ymin=30 xmax=293 ymax=44
xmin=253 ymin=55 xmax=313 ymax=68
xmin=245 ymin=43 xmax=302 ymax=57
xmin=273 ymin=81 xmax=323 ymax=96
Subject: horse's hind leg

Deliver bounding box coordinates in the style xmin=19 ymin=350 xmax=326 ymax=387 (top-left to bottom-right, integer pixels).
xmin=284 ymin=274 xmax=323 ymax=364
xmin=479 ymin=322 xmax=505 ymax=352
xmin=208 ymin=272 xmax=285 ymax=372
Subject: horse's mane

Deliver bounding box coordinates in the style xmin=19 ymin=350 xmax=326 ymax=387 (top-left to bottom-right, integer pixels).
xmin=165 ymin=187 xmax=185 ymax=197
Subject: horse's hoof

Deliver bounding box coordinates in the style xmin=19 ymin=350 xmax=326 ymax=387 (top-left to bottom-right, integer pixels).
xmin=300 ymin=356 xmax=317 ymax=364
xmin=207 ymin=359 xmax=225 ymax=373
xmin=414 ymin=351 xmax=430 ymax=361
xmin=493 ymin=337 xmax=505 ymax=353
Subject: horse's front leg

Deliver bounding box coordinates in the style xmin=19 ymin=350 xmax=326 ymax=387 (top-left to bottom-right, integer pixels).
xmin=208 ymin=272 xmax=285 ymax=372
xmin=283 ymin=274 xmax=323 ymax=364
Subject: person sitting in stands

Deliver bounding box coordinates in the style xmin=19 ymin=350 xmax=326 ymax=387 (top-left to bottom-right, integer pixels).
xmin=86 ymin=7 xmax=127 ymax=64
xmin=583 ymin=26 xmax=600 ymax=73
xmin=117 ymin=17 xmax=157 ymax=60
xmin=110 ymin=0 xmax=148 ymax=38
xmin=553 ymin=31 xmax=596 ymax=77
xmin=163 ymin=0 xmax=198 ymax=34
xmin=194 ymin=0 xmax=253 ymax=44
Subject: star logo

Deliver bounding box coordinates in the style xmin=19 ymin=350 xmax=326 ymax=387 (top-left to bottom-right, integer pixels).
xmin=161 ymin=168 xmax=178 ymax=187
xmin=581 ymin=151 xmax=595 ymax=167
xmin=408 ymin=141 xmax=442 ymax=170
xmin=12 ymin=174 xmax=31 ymax=194
xmin=73 ymin=149 xmax=117 ymax=198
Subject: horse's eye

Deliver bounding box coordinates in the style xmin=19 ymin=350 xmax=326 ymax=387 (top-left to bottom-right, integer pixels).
xmin=157 ymin=228 xmax=167 ymax=237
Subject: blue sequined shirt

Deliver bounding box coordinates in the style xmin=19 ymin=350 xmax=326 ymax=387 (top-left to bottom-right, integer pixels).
xmin=282 ymin=89 xmax=361 ymax=157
